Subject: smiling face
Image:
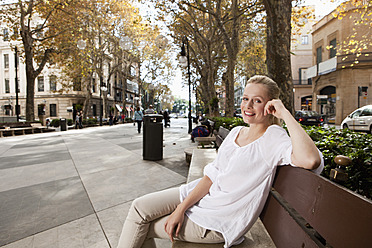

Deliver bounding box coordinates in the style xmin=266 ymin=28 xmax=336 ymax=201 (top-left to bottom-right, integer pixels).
xmin=240 ymin=83 xmax=271 ymax=125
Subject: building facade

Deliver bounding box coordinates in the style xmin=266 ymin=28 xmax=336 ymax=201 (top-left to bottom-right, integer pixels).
xmin=291 ymin=7 xmax=315 ymax=111
xmin=0 ymin=40 xmax=139 ymax=123
xmin=305 ymin=2 xmax=372 ymax=124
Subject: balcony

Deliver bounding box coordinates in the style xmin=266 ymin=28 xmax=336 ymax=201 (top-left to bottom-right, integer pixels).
xmin=318 ymin=56 xmax=337 ymax=75
xmin=293 ymin=80 xmax=312 ymax=85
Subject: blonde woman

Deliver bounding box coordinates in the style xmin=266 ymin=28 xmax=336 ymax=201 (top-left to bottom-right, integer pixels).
xmin=117 ymin=75 xmax=324 ymax=248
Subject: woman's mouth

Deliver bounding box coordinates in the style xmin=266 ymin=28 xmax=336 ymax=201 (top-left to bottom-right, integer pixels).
xmin=244 ymin=111 xmax=255 ymax=117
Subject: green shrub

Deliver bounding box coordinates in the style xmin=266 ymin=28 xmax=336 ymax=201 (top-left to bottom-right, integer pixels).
xmin=125 ymin=117 xmax=133 ymax=123
xmin=302 ymin=126 xmax=372 ymax=199
xmin=50 ymin=119 xmax=60 ymax=127
xmin=82 ymin=118 xmax=98 ymax=125
xmin=67 ymin=119 xmax=73 ymax=126
xmin=207 ymin=116 xmax=248 ymax=131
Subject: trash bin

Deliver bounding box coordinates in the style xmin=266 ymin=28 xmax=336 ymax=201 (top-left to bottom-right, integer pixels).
xmin=143 ymin=114 xmax=163 ymax=161
xmin=60 ymin=118 xmax=67 ymax=131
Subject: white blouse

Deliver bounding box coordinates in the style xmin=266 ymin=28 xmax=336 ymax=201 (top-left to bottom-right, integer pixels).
xmin=179 ymin=125 xmax=324 ymax=248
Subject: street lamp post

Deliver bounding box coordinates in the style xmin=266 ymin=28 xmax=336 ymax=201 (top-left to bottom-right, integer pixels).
xmin=179 ymin=36 xmax=192 ymax=134
xmin=14 ymin=46 xmax=19 ymax=122
xmin=100 ymin=82 xmax=107 ymax=126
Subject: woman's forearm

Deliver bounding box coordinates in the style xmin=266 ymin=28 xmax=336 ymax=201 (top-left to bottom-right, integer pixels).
xmin=281 ymin=110 xmax=321 ymax=170
xmin=177 ymin=176 xmax=212 ymax=213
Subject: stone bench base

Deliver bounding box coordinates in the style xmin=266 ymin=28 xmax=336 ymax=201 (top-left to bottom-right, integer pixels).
xmin=0 ymin=127 xmax=54 ymax=137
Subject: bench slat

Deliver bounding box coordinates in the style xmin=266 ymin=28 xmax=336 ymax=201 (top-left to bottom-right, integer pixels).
xmin=260 ymin=193 xmax=323 ymax=248
xmin=272 ymin=165 xmax=372 ymax=248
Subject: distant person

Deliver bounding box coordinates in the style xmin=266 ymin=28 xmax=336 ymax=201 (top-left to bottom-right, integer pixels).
xmin=144 ymin=105 xmax=155 ymax=115
xmin=75 ymin=112 xmax=81 ymax=129
xmin=109 ymin=113 xmax=113 ymax=126
xmin=79 ymin=110 xmax=83 ymax=129
xmin=134 ymin=107 xmax=144 ymax=133
xmin=163 ymin=109 xmax=170 ymax=128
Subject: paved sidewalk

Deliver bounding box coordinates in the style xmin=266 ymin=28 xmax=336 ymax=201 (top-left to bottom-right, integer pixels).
xmin=0 ymin=119 xmax=196 ymax=248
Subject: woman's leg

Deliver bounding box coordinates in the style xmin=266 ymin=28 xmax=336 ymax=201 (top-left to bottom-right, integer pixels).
xmin=117 ymin=188 xmax=180 ymax=248
xmin=137 ymin=121 xmax=142 ymax=133
xmin=147 ymin=215 xmax=224 ymax=245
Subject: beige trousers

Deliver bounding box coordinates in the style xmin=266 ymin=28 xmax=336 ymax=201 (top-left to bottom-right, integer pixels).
xmin=117 ymin=187 xmax=224 ymax=248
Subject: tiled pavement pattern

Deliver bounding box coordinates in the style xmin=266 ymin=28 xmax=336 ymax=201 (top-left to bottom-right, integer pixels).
xmin=0 ymin=119 xmax=194 ymax=248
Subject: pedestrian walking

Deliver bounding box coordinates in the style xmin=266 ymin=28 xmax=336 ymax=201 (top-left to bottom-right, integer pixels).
xmin=134 ymin=107 xmax=144 ymax=133
xmin=163 ymin=109 xmax=170 ymax=128
xmin=75 ymin=112 xmax=80 ymax=129
xmin=79 ymin=110 xmax=83 ymax=129
xmin=144 ymin=105 xmax=155 ymax=115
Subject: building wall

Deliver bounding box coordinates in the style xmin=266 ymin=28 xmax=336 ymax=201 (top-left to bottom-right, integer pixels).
xmin=290 ymin=7 xmax=315 ymax=111
xmin=310 ymin=2 xmax=372 ymax=124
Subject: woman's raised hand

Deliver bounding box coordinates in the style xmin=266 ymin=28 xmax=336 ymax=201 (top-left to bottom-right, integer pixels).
xmin=264 ymin=99 xmax=289 ymax=120
xmin=164 ymin=206 xmax=185 ymax=242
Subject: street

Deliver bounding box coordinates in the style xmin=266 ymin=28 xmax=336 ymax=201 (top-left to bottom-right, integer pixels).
xmin=0 ymin=118 xmax=193 ymax=248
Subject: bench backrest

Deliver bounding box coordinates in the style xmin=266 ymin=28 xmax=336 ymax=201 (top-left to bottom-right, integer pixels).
xmin=260 ymin=165 xmax=372 ymax=248
xmin=215 ymin=126 xmax=230 ymax=148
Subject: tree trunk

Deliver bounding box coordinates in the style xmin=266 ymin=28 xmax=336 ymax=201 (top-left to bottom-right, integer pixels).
xmin=263 ymin=0 xmax=294 ymax=114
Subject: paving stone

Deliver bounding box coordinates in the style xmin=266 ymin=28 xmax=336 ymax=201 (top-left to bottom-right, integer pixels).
xmin=0 ymin=177 xmax=94 ymax=246
xmin=0 ymin=150 xmax=71 ymax=170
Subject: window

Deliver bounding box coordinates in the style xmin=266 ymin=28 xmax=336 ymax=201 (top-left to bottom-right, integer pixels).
xmin=316 ymin=46 xmax=322 ymax=64
xmin=5 ymin=78 xmax=10 ymax=93
xmin=329 ymin=39 xmax=337 ymax=58
xmin=38 ymin=76 xmax=44 ymax=92
xmin=92 ymin=78 xmax=96 ymax=93
xmin=49 ymin=75 xmax=57 ymax=91
xmin=38 ymin=104 xmax=45 ymax=116
xmin=360 ymin=108 xmax=372 ymax=117
xmin=4 ymin=54 xmax=9 ymax=69
xmin=92 ymin=104 xmax=97 ymax=116
xmin=301 ymin=35 xmax=309 ymax=45
xmin=3 ymin=28 xmax=9 ymax=41
xmin=50 ymin=104 xmax=57 ymax=117
xmin=351 ymin=110 xmax=362 ymax=118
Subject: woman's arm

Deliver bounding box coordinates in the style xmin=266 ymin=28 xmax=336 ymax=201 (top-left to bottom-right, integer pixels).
xmin=264 ymin=100 xmax=321 ymax=170
xmin=164 ymin=175 xmax=213 ymax=241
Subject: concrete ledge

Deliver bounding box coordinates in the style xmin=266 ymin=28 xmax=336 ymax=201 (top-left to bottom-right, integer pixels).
xmin=195 ymin=136 xmax=216 ymax=146
xmin=186 ymin=149 xmax=216 ymax=183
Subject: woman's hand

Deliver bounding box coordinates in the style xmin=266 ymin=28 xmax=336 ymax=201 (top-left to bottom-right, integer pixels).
xmin=264 ymin=99 xmax=290 ymax=120
xmin=164 ymin=206 xmax=185 ymax=242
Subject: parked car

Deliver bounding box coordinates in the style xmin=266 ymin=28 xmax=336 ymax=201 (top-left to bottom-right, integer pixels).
xmin=295 ymin=110 xmax=324 ymax=126
xmin=341 ymin=105 xmax=372 ymax=134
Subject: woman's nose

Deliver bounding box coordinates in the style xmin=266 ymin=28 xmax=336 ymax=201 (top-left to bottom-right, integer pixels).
xmin=246 ymin=100 xmax=253 ymax=108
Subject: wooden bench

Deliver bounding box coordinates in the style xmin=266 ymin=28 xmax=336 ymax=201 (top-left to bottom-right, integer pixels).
xmin=0 ymin=123 xmax=54 ymax=137
xmin=174 ymin=127 xmax=372 ymax=248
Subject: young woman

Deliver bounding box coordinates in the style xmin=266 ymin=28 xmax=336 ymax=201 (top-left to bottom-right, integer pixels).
xmin=117 ymin=75 xmax=324 ymax=248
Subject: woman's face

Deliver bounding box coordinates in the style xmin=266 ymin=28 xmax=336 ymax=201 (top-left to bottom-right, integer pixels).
xmin=240 ymin=83 xmax=271 ymax=125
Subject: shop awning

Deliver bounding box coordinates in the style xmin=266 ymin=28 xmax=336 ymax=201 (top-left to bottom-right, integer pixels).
xmin=116 ymin=104 xmax=122 ymax=112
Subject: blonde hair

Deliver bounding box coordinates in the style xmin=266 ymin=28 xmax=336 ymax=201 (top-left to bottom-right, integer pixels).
xmin=246 ymin=75 xmax=281 ymax=125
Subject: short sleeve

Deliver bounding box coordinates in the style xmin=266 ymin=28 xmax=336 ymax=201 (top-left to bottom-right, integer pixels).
xmin=260 ymin=125 xmax=293 ymax=167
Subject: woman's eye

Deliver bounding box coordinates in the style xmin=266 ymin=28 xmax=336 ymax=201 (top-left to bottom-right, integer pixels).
xmin=255 ymin=99 xmax=261 ymax=103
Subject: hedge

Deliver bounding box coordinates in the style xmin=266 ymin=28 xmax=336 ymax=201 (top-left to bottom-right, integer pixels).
xmin=207 ymin=116 xmax=372 ymax=199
